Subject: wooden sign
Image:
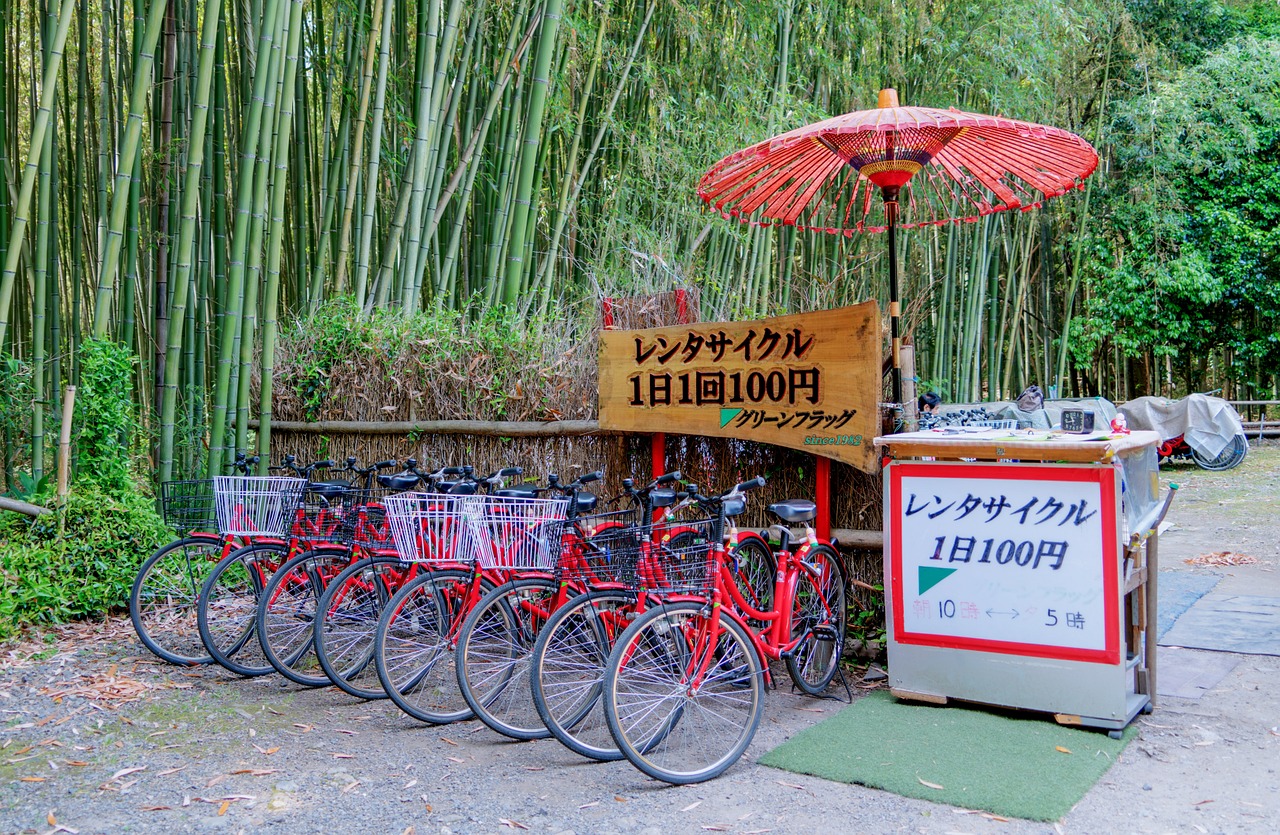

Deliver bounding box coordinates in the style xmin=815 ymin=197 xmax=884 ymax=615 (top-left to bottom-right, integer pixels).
xmin=598 ymin=303 xmax=882 ymax=473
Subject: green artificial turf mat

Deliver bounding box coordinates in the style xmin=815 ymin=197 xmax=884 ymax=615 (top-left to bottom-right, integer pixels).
xmin=759 ymin=689 xmax=1134 ymax=821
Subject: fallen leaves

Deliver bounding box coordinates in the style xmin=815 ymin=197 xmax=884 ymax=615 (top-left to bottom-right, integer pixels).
xmin=1056 ymin=746 xmax=1073 ymax=754
xmin=156 ymin=766 xmax=185 ymax=776
xmin=680 ymin=801 xmax=702 ymax=812
xmin=499 ymin=819 xmax=529 ymax=830
xmin=1185 ymin=551 xmax=1258 ymax=567
xmin=37 ymin=672 xmax=158 ymax=710
xmin=917 ymin=777 xmax=945 ymax=790
xmin=252 ymin=743 xmax=280 ymax=755
xmin=773 ymin=779 xmax=813 ymax=795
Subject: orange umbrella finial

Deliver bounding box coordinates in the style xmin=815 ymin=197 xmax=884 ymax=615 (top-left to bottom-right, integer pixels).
xmin=877 ymin=88 xmax=900 ymax=108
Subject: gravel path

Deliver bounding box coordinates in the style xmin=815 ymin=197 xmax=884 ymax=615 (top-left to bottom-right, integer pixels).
xmin=3 ymin=448 xmax=1279 ymax=834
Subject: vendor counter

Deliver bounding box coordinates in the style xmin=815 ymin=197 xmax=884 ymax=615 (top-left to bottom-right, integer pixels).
xmin=873 ymin=428 xmax=1171 ymax=735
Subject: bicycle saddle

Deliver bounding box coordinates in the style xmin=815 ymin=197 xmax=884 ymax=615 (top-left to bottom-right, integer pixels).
xmin=575 ymin=491 xmax=598 ymax=513
xmin=495 ymin=488 xmax=538 ymax=499
xmin=445 ymin=482 xmax=478 ymax=495
xmin=722 ymin=495 xmax=746 ymax=517
xmin=767 ymin=499 xmax=816 ymax=524
xmin=378 ymin=474 xmax=420 ymax=491
xmin=650 ymin=489 xmax=677 ymax=508
xmin=308 ymin=480 xmax=351 ymax=501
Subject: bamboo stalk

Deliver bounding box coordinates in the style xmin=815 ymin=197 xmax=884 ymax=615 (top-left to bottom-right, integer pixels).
xmin=88 ymin=0 xmax=169 ymax=339
xmin=0 ymin=0 xmax=77 ymax=351
xmin=158 ymin=0 xmax=223 ymax=482
xmin=256 ymin=0 xmax=305 ymax=469
xmin=206 ymin=0 xmax=285 ymax=475
xmin=500 ymin=0 xmax=564 ymax=305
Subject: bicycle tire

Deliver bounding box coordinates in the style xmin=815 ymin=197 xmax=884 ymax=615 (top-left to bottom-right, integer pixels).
xmin=785 ymin=543 xmax=847 ymax=695
xmin=729 ymin=534 xmax=776 ymax=623
xmin=256 ymin=548 xmax=352 ymax=686
xmin=604 ymin=601 xmax=764 ymax=785
xmin=1191 ymin=434 xmax=1248 ymax=471
xmin=197 ymin=542 xmax=287 ymax=677
xmin=455 ymin=577 xmax=561 ymax=741
xmin=130 ymin=536 xmax=222 ymax=665
xmin=530 ymin=589 xmax=639 ymax=761
xmin=314 ymin=555 xmax=409 ymax=700
xmin=375 ymin=568 xmax=481 ymax=724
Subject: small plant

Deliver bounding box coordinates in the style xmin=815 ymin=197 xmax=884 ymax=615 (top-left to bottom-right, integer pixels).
xmin=846 ymin=581 xmax=887 ymax=661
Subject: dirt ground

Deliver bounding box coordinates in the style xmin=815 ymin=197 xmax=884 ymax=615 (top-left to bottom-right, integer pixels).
xmin=1 ymin=446 xmax=1278 ymax=834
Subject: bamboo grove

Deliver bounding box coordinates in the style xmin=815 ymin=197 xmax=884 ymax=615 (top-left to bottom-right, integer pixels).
xmin=1 ymin=0 xmax=1278 ymax=491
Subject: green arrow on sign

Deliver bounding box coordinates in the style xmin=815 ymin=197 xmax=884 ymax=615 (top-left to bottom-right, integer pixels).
xmin=918 ymin=566 xmax=957 ymax=595
xmin=719 ymin=408 xmax=743 ymax=428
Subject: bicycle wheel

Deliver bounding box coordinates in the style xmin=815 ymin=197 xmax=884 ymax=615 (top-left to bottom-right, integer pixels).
xmin=1191 ymin=434 xmax=1248 ymax=471
xmin=130 ymin=536 xmax=224 ymax=665
xmin=256 ymin=548 xmax=352 ymax=686
xmin=729 ymin=534 xmax=776 ymax=622
xmin=197 ymin=542 xmax=287 ymax=677
xmin=456 ymin=577 xmax=560 ymax=740
xmin=530 ymin=589 xmax=638 ymax=761
xmin=604 ymin=601 xmax=764 ymax=785
xmin=785 ymin=544 xmax=847 ymax=695
xmin=315 ymin=555 xmax=409 ymax=700
xmin=375 ymin=569 xmax=479 ymax=724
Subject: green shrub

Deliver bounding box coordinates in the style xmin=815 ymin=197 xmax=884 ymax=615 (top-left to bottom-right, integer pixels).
xmin=0 ymin=484 xmax=168 ymax=641
xmin=75 ymin=340 xmax=142 ymax=494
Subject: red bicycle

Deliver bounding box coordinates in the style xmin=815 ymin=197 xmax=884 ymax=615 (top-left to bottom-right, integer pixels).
xmin=602 ymin=478 xmax=848 ymax=784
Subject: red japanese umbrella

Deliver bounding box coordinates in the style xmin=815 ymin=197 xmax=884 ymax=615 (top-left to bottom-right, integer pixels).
xmin=697 ymin=89 xmax=1098 ymax=411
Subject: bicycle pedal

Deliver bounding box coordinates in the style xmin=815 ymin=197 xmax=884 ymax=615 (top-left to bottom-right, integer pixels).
xmin=811 ymin=624 xmax=840 ymax=642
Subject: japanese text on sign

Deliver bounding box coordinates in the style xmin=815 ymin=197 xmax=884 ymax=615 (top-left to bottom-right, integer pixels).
xmin=597 ymin=304 xmax=882 ymax=473
xmin=889 ymin=462 xmax=1120 ymax=665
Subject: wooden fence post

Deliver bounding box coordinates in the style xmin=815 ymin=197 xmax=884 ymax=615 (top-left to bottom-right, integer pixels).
xmin=57 ymin=386 xmax=76 ymax=503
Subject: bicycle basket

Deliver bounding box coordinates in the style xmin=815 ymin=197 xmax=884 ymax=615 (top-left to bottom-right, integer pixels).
xmin=557 ymin=509 xmax=644 ymax=586
xmin=212 ymin=476 xmax=307 ymax=537
xmin=636 ymin=517 xmax=717 ymax=595
xmin=159 ymin=479 xmax=216 ymax=534
xmin=470 ymin=494 xmax=571 ymax=570
xmin=346 ymin=487 xmax=403 ymax=551
xmin=296 ymin=485 xmax=363 ymax=546
xmin=382 ymin=492 xmax=480 ymax=564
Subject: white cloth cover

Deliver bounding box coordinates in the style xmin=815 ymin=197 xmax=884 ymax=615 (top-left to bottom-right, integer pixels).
xmin=1118 ymin=394 xmax=1245 ymax=459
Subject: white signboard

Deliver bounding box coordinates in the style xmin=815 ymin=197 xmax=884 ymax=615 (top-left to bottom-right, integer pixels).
xmin=887 ymin=462 xmax=1120 ymax=665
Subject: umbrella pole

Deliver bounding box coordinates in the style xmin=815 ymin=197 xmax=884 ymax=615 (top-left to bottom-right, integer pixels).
xmin=884 ymin=186 xmax=902 ymax=419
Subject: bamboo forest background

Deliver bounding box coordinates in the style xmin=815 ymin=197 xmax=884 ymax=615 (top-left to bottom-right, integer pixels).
xmin=1 ymin=0 xmax=1278 ymax=490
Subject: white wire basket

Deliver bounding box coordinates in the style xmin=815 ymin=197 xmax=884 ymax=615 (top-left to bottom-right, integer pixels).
xmin=470 ymin=494 xmax=571 ymax=570
xmin=382 ymin=492 xmax=482 ymax=565
xmin=212 ymin=476 xmax=307 ymax=537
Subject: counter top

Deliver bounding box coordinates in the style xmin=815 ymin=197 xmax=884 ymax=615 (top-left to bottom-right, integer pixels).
xmin=873 ymin=428 xmax=1160 ymax=463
